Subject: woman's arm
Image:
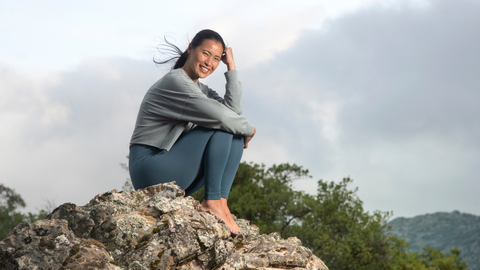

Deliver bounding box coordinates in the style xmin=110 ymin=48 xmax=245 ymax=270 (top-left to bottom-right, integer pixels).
xmin=202 ymin=47 xmax=243 ymax=115
xmin=146 ymin=71 xmax=255 ymax=137
xmin=222 ymin=47 xmax=236 ymax=71
xmin=203 ymin=70 xmax=243 ymax=115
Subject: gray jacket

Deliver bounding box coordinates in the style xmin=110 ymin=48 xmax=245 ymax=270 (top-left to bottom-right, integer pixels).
xmin=130 ymin=68 xmax=255 ymax=151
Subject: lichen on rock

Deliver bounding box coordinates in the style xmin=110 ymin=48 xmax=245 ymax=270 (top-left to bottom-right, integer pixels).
xmin=0 ymin=182 xmax=328 ymax=270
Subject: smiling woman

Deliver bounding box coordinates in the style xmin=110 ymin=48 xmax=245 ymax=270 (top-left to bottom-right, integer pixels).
xmin=183 ymin=39 xmax=225 ymax=81
xmin=128 ymin=29 xmax=255 ymax=236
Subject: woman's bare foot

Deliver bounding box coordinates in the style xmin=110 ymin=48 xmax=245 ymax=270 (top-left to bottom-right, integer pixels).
xmin=221 ymin=198 xmax=242 ymax=234
xmin=201 ymin=199 xmax=242 ymax=235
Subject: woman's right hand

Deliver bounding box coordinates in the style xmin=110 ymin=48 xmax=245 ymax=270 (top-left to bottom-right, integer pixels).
xmin=222 ymin=47 xmax=236 ymax=71
xmin=244 ymin=127 xmax=256 ymax=149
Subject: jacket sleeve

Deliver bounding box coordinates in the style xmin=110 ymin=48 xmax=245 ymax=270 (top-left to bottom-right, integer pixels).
xmin=202 ymin=70 xmax=243 ymax=115
xmin=146 ymin=71 xmax=255 ymax=136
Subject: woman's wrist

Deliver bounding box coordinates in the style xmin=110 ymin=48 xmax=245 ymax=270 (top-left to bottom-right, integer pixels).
xmin=227 ymin=62 xmax=236 ymax=71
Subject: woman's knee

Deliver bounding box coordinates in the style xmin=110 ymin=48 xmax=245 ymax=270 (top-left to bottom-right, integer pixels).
xmin=231 ymin=134 xmax=244 ymax=149
xmin=211 ymin=129 xmax=235 ymax=140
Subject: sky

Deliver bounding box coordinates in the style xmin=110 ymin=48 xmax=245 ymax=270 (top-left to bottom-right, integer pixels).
xmin=1 ymin=0 xmax=479 ymax=219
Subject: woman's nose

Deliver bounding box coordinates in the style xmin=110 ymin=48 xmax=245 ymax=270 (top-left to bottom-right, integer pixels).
xmin=205 ymin=57 xmax=212 ymax=66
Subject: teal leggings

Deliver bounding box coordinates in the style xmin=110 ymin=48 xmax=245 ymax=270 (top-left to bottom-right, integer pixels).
xmin=129 ymin=126 xmax=244 ymax=199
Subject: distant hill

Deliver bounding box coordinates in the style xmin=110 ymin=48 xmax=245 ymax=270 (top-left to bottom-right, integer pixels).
xmin=388 ymin=211 xmax=480 ymax=270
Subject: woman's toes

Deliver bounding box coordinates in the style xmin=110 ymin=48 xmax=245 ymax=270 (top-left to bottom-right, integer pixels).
xmin=230 ymin=230 xmax=242 ymax=236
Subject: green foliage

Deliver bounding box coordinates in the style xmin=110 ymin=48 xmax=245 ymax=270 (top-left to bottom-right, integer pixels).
xmin=120 ymin=155 xmax=134 ymax=191
xmin=121 ymin=178 xmax=134 ymax=191
xmin=418 ymin=246 xmax=468 ymax=270
xmin=387 ymin=236 xmax=428 ymax=269
xmin=0 ymin=184 xmax=26 ymax=239
xmin=191 ymin=162 xmax=311 ymax=235
xmin=0 ymin=183 xmax=52 ymax=240
xmin=388 ymin=211 xmax=479 ymax=269
xmin=229 ymin=162 xmax=311 ymax=235
xmin=193 ymin=162 xmax=470 ymax=270
xmin=290 ymin=177 xmax=394 ymax=269
xmin=387 ymin=239 xmax=469 ymax=270
xmin=24 ymin=210 xmax=49 ymax=224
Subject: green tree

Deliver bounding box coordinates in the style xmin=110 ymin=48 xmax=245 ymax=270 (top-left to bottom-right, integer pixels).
xmin=419 ymin=246 xmax=468 ymax=270
xmin=192 ymin=162 xmax=470 ymax=270
xmin=230 ymin=162 xmax=312 ymax=235
xmin=120 ymin=155 xmax=134 ymax=191
xmin=0 ymin=184 xmax=26 ymax=239
xmin=387 ymin=239 xmax=469 ymax=270
xmin=0 ymin=184 xmax=51 ymax=240
xmin=192 ymin=162 xmax=311 ymax=235
xmin=291 ymin=177 xmax=395 ymax=269
xmin=387 ymin=236 xmax=428 ymax=270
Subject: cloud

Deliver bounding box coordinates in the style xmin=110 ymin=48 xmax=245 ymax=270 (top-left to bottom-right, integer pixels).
xmin=0 ymin=58 xmax=165 ymax=213
xmin=239 ymin=0 xmax=480 ymax=217
xmin=2 ymin=0 xmax=479 ymax=219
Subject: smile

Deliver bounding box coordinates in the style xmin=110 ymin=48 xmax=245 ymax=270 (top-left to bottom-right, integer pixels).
xmin=200 ymin=66 xmax=209 ymax=73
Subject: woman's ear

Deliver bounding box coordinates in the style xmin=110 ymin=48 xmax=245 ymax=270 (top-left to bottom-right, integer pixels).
xmin=187 ymin=44 xmax=192 ymax=55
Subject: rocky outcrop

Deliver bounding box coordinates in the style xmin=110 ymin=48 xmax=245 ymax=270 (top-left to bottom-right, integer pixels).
xmin=0 ymin=182 xmax=328 ymax=270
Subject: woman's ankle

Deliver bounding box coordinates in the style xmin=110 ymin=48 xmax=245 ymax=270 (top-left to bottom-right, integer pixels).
xmin=201 ymin=199 xmax=222 ymax=210
xmin=201 ymin=199 xmax=241 ymax=233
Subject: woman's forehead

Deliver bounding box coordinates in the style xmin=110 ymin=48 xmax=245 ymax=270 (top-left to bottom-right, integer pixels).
xmin=198 ymin=39 xmax=224 ymax=55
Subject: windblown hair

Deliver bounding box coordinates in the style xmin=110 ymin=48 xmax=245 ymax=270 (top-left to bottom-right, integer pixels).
xmin=154 ymin=29 xmax=226 ymax=70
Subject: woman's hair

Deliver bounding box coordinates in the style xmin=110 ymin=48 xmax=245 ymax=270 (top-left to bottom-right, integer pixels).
xmin=154 ymin=29 xmax=226 ymax=69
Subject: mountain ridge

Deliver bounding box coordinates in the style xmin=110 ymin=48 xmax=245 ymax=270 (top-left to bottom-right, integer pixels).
xmin=388 ymin=210 xmax=480 ymax=270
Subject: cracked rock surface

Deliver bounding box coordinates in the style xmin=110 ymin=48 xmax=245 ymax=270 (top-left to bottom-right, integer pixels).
xmin=0 ymin=182 xmax=328 ymax=270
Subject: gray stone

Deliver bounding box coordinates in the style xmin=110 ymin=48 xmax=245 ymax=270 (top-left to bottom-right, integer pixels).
xmin=0 ymin=182 xmax=328 ymax=270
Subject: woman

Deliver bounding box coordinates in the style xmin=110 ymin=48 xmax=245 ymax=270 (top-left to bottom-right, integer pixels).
xmin=129 ymin=29 xmax=255 ymax=235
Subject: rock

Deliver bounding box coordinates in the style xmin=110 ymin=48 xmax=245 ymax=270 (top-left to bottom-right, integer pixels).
xmin=0 ymin=182 xmax=328 ymax=270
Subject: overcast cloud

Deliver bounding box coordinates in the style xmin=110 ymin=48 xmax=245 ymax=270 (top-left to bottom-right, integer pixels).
xmin=1 ymin=0 xmax=479 ymax=218
xmin=240 ymin=0 xmax=480 ymax=217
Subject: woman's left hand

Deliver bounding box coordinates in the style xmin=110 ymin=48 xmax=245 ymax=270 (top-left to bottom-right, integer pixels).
xmin=244 ymin=127 xmax=256 ymax=149
xmin=222 ymin=47 xmax=236 ymax=71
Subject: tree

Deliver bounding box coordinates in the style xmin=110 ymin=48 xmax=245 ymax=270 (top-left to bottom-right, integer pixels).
xmin=191 ymin=162 xmax=311 ymax=235
xmin=387 ymin=239 xmax=469 ymax=270
xmin=0 ymin=184 xmax=52 ymax=240
xmin=120 ymin=156 xmax=134 ymax=191
xmin=419 ymin=246 xmax=468 ymax=270
xmin=0 ymin=184 xmax=26 ymax=239
xmin=290 ymin=177 xmax=396 ymax=269
xmin=192 ymin=162 xmax=470 ymax=270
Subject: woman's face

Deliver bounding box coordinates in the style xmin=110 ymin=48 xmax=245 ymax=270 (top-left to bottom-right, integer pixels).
xmin=183 ymin=39 xmax=224 ymax=82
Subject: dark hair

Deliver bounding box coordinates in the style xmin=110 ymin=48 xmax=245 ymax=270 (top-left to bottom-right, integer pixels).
xmin=154 ymin=29 xmax=226 ymax=69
